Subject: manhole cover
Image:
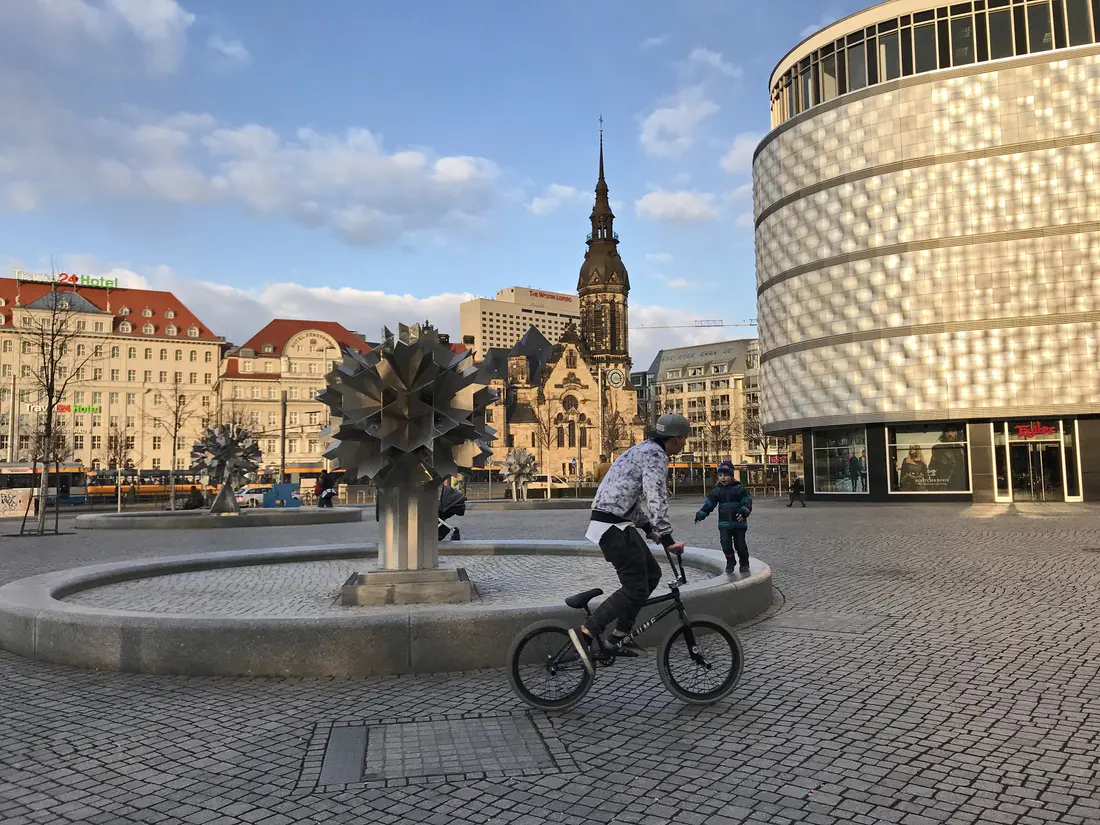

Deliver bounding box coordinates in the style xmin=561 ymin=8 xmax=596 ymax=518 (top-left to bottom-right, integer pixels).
xmin=296 ymin=713 xmax=577 ymax=793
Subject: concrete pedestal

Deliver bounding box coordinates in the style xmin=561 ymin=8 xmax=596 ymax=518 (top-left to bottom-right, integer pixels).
xmin=340 ymin=563 xmax=472 ymax=606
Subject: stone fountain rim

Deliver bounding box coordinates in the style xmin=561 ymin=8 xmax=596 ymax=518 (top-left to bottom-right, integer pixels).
xmin=73 ymin=507 xmax=362 ymax=529
xmin=0 ymin=541 xmax=773 ymax=678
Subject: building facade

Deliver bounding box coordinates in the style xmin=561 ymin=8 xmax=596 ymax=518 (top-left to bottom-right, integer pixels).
xmin=480 ymin=134 xmax=643 ymax=478
xmin=756 ymin=0 xmax=1100 ymax=502
xmin=459 ymin=287 xmax=580 ymax=359
xmin=216 ymin=320 xmax=373 ymax=478
xmin=0 ymin=276 xmax=222 ymax=471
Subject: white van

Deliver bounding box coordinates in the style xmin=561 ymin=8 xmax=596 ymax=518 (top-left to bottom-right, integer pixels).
xmin=526 ymin=474 xmax=570 ymax=491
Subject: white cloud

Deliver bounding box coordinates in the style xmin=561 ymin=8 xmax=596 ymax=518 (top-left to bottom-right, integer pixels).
xmin=646 ymin=252 xmax=674 ymax=264
xmin=726 ymin=182 xmax=753 ymax=200
xmin=527 ymin=183 xmax=589 ymax=215
xmin=639 ymin=89 xmax=719 ymax=158
xmin=680 ymin=47 xmax=741 ymax=79
xmin=801 ymin=13 xmax=840 ymax=39
xmin=0 ymin=79 xmax=502 ymax=247
xmin=666 ymin=278 xmax=688 ymax=290
xmin=720 ymin=132 xmax=764 ymax=174
xmin=640 ymin=35 xmax=667 ymax=49
xmin=635 ymin=190 xmax=717 ymax=222
xmin=207 ymin=35 xmax=250 ymax=65
xmin=736 ymin=211 xmax=754 ymax=228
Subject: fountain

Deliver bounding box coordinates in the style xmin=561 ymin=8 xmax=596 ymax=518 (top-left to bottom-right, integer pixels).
xmin=190 ymin=424 xmax=262 ymax=515
xmin=501 ymin=448 xmax=537 ymax=502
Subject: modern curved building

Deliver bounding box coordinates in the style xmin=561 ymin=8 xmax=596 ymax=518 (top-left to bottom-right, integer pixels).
xmin=754 ymin=0 xmax=1100 ymax=502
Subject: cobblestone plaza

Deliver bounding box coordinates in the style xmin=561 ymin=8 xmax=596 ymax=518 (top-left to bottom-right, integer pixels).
xmin=2 ymin=500 xmax=1100 ymax=824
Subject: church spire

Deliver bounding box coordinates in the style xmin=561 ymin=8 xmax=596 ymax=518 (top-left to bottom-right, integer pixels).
xmin=589 ymin=117 xmax=615 ymax=244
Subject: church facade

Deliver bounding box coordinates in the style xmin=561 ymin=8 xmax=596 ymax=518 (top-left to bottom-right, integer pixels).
xmin=480 ymin=134 xmax=644 ymax=481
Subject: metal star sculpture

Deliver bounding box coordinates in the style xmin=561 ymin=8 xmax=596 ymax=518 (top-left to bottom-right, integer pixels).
xmin=190 ymin=424 xmax=262 ymax=514
xmin=319 ymin=323 xmax=496 ymax=569
xmin=501 ymin=448 xmax=537 ymax=502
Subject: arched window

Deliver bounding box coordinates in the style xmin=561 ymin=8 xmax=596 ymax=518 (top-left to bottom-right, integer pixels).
xmin=120 ymin=321 xmax=132 ymax=333
xmin=142 ymin=323 xmax=154 ymax=334
xmin=174 ymin=350 xmax=182 ymax=361
xmin=160 ymin=349 xmax=167 ymax=360
xmin=165 ymin=325 xmax=177 ymax=336
xmin=566 ymin=350 xmax=577 ymax=369
xmin=562 ymin=395 xmax=578 ymax=412
xmin=164 ymin=310 xmax=175 ymax=319
xmin=142 ymin=308 xmax=153 ymax=318
xmin=187 ymin=326 xmax=199 ymax=337
xmin=556 ymin=426 xmax=565 ymax=448
xmin=127 ymin=347 xmax=136 ymax=358
xmin=111 ymin=346 xmax=119 ymax=358
xmin=568 ymin=421 xmax=576 ymax=449
xmin=144 ymin=348 xmax=152 ymax=359
xmin=189 ymin=350 xmax=197 ymax=362
xmin=118 ymin=306 xmax=130 ymax=316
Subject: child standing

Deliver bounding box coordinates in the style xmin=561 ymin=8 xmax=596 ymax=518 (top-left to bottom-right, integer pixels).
xmin=695 ymin=461 xmax=753 ymax=574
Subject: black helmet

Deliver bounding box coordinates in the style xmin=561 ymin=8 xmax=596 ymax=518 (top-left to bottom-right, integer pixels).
xmin=652 ymin=413 xmax=690 ymax=438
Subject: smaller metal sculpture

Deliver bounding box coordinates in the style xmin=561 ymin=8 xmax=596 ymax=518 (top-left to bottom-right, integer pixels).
xmin=501 ymin=448 xmax=537 ymax=502
xmin=190 ymin=425 xmax=262 ymax=514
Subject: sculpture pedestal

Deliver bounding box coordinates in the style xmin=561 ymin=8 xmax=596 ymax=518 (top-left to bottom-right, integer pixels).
xmin=340 ymin=563 xmax=472 ymax=606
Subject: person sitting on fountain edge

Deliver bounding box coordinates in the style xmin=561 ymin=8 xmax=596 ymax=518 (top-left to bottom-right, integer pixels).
xmin=568 ymin=413 xmax=689 ymax=673
xmin=694 ymin=460 xmax=753 ymax=574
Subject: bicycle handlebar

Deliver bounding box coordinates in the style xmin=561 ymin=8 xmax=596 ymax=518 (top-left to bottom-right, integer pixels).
xmin=663 ymin=546 xmax=688 ymax=585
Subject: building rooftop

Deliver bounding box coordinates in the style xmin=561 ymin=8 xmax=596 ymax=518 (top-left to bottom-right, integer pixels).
xmin=648 ymin=338 xmax=757 ymax=376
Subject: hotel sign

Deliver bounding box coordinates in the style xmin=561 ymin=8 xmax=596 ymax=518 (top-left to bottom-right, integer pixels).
xmin=528 ymin=290 xmax=573 ymax=303
xmin=12 ymin=269 xmax=120 ymax=290
xmin=56 ymin=404 xmax=101 ymax=414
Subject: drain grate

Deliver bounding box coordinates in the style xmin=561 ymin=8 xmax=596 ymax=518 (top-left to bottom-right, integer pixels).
xmin=295 ymin=712 xmax=577 ymax=793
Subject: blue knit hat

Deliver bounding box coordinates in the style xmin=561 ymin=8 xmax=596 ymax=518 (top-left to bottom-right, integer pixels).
xmin=717 ymin=460 xmax=735 ymax=476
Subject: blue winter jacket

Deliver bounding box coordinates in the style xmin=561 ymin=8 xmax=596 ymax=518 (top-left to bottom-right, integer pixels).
xmin=696 ymin=482 xmax=753 ymax=529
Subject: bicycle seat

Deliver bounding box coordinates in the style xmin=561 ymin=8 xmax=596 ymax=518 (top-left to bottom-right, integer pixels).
xmin=565 ymin=588 xmax=604 ymax=609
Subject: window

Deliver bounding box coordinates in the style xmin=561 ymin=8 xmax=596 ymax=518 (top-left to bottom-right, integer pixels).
xmin=556 ymin=426 xmax=565 ymax=448
xmin=188 ymin=326 xmax=199 ymax=338
xmin=820 ymin=53 xmax=839 ymax=101
xmin=151 ymin=458 xmax=161 ymax=469
xmin=142 ymin=323 xmax=154 ymax=334
xmin=241 ymin=360 xmax=253 ymax=373
xmin=127 ymin=346 xmax=136 ymax=358
xmin=889 ymin=424 xmax=970 ymax=493
xmin=91 ymin=436 xmax=101 ymax=451
xmin=189 ymin=373 xmax=197 ymax=384
xmin=159 ymin=371 xmax=167 ymax=382
xmin=989 ymin=9 xmax=1014 ymax=57
xmin=233 ymin=387 xmax=243 ymax=399
xmin=125 ymin=435 xmax=135 ymax=450
xmin=94 ymin=345 xmax=103 ymax=357
xmin=268 ymin=412 xmax=277 ymax=425
xmin=75 ymin=392 xmax=85 ymax=403
xmin=289 ymin=387 xmax=299 ymax=400
xmin=142 ymin=308 xmax=153 ymax=318
xmin=308 ymin=411 xmax=320 ymax=426
xmin=93 ymin=368 xmax=103 ymax=380
xmin=73 ymin=435 xmax=84 ymax=451
xmin=204 ymin=373 xmax=212 ymax=383
xmin=1029 ymin=1 xmax=1054 ymax=51
xmin=152 ymin=436 xmax=162 ymax=450
xmin=177 ymin=436 xmax=186 ymax=450
xmin=174 ymin=371 xmax=182 ymax=383
xmin=109 ymin=392 xmax=119 ymax=404
xmin=848 ymin=41 xmax=868 ymax=89
xmin=74 ymin=415 xmax=85 ymax=427
xmin=110 ymin=369 xmax=120 ymax=381
xmin=878 ymin=31 xmax=901 ymax=80
xmin=252 ymin=387 xmax=261 ymax=400
xmin=166 ymin=325 xmax=178 ymax=336
xmin=288 ymin=439 xmax=299 ymax=453
xmin=92 ymin=414 xmax=102 ymax=428
xmin=77 ymin=344 xmax=87 ymax=357
xmin=1 ymin=340 xmax=9 ymax=352
xmin=268 ymin=388 xmax=278 ymax=400
xmin=665 ymin=369 xmax=682 ymax=380
xmin=565 ymin=350 xmax=577 ymax=369
xmin=92 ymin=392 xmax=102 ymax=403
xmin=125 ymin=392 xmax=135 ymax=406
xmin=94 ymin=321 xmax=105 ymax=333
xmin=562 ymin=395 xmax=578 ymax=411
xmin=109 ymin=415 xmax=119 ymax=427
xmin=289 ymin=412 xmax=300 ymax=425
xmin=201 ymin=395 xmax=210 ymax=408
xmin=143 ymin=370 xmax=152 ymax=382
xmin=262 ymin=345 xmax=274 ymax=354
xmin=164 ymin=310 xmax=175 ymax=319
xmin=812 ymin=427 xmax=868 ymax=494
xmin=111 ymin=346 xmax=120 ymax=358
xmin=1067 ymin=0 xmax=1094 ymax=45
xmin=205 ymin=351 xmax=213 ymax=363
xmin=160 ymin=349 xmax=167 ymax=360
xmin=119 ymin=307 xmax=130 ymax=316
xmin=950 ymin=15 xmax=975 ymax=64
xmin=266 ymin=439 xmax=277 ymax=454
xmin=127 ymin=370 xmax=136 ymax=382
xmin=264 ymin=360 xmax=275 ymax=373
xmin=174 ymin=349 xmax=182 ymax=361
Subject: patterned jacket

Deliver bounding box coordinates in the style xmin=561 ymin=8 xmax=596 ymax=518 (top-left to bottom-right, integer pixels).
xmin=696 ymin=482 xmax=753 ymax=529
xmin=590 ymin=440 xmax=676 ymax=548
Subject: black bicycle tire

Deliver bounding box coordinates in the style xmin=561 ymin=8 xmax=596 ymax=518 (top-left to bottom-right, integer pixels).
xmin=656 ymin=615 xmax=743 ymax=705
xmin=507 ymin=620 xmax=594 ymax=711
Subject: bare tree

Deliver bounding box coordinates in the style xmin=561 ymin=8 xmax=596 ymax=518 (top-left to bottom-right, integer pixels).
xmin=103 ymin=423 xmax=135 ymax=512
xmin=152 ymin=379 xmax=199 ymax=509
xmin=17 ymin=286 xmax=99 ymax=534
xmin=601 ymin=402 xmax=629 ymax=459
xmin=17 ymin=417 xmax=72 ymax=535
xmin=529 ymin=389 xmax=562 ymax=499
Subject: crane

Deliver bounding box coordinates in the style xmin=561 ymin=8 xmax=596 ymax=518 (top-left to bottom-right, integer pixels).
xmin=630 ymin=319 xmax=757 ymax=330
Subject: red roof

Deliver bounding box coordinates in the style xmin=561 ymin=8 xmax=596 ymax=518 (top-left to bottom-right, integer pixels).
xmin=0 ymin=278 xmax=220 ymax=342
xmin=235 ymin=319 xmax=371 ymax=358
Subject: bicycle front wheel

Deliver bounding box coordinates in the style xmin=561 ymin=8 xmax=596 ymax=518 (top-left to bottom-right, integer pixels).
xmin=507 ymin=620 xmax=594 ymax=711
xmin=657 ymin=615 xmax=743 ymax=705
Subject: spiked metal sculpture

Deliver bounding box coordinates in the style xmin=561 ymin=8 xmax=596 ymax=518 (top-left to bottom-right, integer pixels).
xmin=320 ymin=323 xmax=496 ymax=572
xmin=190 ymin=425 xmax=262 ymax=514
xmin=501 ymin=448 xmax=537 ymax=502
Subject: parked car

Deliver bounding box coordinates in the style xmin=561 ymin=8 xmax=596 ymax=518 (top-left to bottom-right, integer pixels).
xmin=525 ymin=474 xmax=570 ymax=491
xmin=235 ymin=485 xmax=301 ymax=507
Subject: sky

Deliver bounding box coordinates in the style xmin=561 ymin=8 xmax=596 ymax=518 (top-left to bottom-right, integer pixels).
xmin=0 ymin=0 xmax=867 ymax=367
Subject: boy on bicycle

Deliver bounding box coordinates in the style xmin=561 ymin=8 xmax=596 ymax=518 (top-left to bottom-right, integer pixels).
xmin=569 ymin=414 xmax=689 ymax=674
xmin=694 ymin=460 xmax=753 ymax=574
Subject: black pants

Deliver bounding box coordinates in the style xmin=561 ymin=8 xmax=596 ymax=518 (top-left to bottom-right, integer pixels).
xmin=586 ymin=526 xmax=662 ymax=636
xmin=788 ymin=491 xmax=804 ymax=506
xmin=719 ymin=527 xmax=749 ymax=565
xmin=318 ymin=494 xmax=333 ymax=508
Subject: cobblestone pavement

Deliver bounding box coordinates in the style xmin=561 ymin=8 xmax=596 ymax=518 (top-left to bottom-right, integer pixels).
xmin=3 ymin=500 xmax=1100 ymax=824
xmin=65 ymin=555 xmax=657 ymax=615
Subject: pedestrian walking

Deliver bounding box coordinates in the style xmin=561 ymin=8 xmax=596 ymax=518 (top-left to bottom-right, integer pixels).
xmin=694 ymin=460 xmax=753 ymax=574
xmin=787 ymin=474 xmax=806 ymax=507
xmin=316 ymin=471 xmax=337 ymax=508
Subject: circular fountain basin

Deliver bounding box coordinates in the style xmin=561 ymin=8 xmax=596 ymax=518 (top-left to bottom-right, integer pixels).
xmin=0 ymin=541 xmax=772 ymax=678
xmin=74 ymin=507 xmax=362 ymax=529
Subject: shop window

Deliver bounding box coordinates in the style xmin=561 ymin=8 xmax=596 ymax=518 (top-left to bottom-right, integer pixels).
xmin=1028 ymin=1 xmax=1054 ymax=51
xmin=812 ymin=427 xmax=868 ymax=493
xmin=989 ymin=8 xmax=1014 ymax=57
xmin=888 ymin=424 xmax=970 ymax=493
xmin=1066 ymin=0 xmax=1094 ymax=45
xmin=951 ymin=15 xmax=975 ymax=64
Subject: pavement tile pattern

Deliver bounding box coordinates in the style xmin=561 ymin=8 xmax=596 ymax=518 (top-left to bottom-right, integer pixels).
xmin=2 ymin=500 xmax=1100 ymax=824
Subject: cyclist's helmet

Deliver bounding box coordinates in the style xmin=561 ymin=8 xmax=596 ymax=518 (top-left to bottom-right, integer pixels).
xmin=652 ymin=413 xmax=690 ymax=438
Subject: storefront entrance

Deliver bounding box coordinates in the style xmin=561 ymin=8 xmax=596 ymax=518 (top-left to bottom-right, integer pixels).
xmin=993 ymin=420 xmax=1083 ymax=503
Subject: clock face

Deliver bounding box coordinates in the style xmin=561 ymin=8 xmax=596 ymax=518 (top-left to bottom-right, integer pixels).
xmin=607 ymin=368 xmax=626 ymax=389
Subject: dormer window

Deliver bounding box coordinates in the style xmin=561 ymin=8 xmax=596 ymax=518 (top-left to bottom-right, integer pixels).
xmin=241 ymin=360 xmax=253 ymax=373
xmin=262 ymin=344 xmax=274 ymax=353
xmin=187 ymin=326 xmax=199 ymax=338
xmin=119 ymin=321 xmax=132 ymax=333
xmin=118 ymin=306 xmax=130 ymax=316
xmin=165 ymin=325 xmax=178 ymax=336
xmin=164 ymin=310 xmax=175 ymax=319
xmin=143 ymin=323 xmax=155 ymax=335
xmin=142 ymin=308 xmax=153 ymax=318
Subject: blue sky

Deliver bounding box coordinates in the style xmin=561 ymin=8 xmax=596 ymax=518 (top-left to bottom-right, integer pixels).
xmin=0 ymin=0 xmax=866 ymax=364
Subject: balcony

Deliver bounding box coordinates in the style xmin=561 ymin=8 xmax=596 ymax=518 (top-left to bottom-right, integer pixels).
xmin=586 ymin=231 xmax=619 ymax=243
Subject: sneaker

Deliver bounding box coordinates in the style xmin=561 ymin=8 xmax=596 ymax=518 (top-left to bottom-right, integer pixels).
xmin=739 ymin=562 xmax=750 ymax=573
xmin=607 ymin=635 xmax=646 ymax=657
xmin=568 ymin=628 xmax=595 ymax=676
xmin=725 ymin=557 xmax=738 ymax=574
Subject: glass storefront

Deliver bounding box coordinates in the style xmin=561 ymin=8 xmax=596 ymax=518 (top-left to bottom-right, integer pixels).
xmin=994 ymin=420 xmax=1083 ymax=503
xmin=812 ymin=427 xmax=868 ymax=493
xmin=888 ymin=423 xmax=970 ymax=493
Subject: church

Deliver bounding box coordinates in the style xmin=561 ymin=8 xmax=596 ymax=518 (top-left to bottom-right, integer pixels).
xmin=479 ymin=134 xmax=645 ymax=481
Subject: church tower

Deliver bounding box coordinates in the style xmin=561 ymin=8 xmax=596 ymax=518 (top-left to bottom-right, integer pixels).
xmin=577 ymin=126 xmax=631 ymax=371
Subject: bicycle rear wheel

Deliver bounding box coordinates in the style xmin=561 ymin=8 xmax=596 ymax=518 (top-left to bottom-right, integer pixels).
xmin=657 ymin=615 xmax=743 ymax=705
xmin=507 ymin=620 xmax=594 ymax=711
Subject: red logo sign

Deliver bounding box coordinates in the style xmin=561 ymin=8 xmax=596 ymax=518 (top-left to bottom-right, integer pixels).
xmin=57 ymin=404 xmax=71 ymax=413
xmin=1015 ymin=422 xmax=1056 ymax=439
xmin=529 ymin=290 xmax=573 ymax=303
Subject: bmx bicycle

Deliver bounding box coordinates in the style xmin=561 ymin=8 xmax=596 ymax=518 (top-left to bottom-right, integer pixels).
xmin=507 ymin=546 xmax=744 ymax=711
